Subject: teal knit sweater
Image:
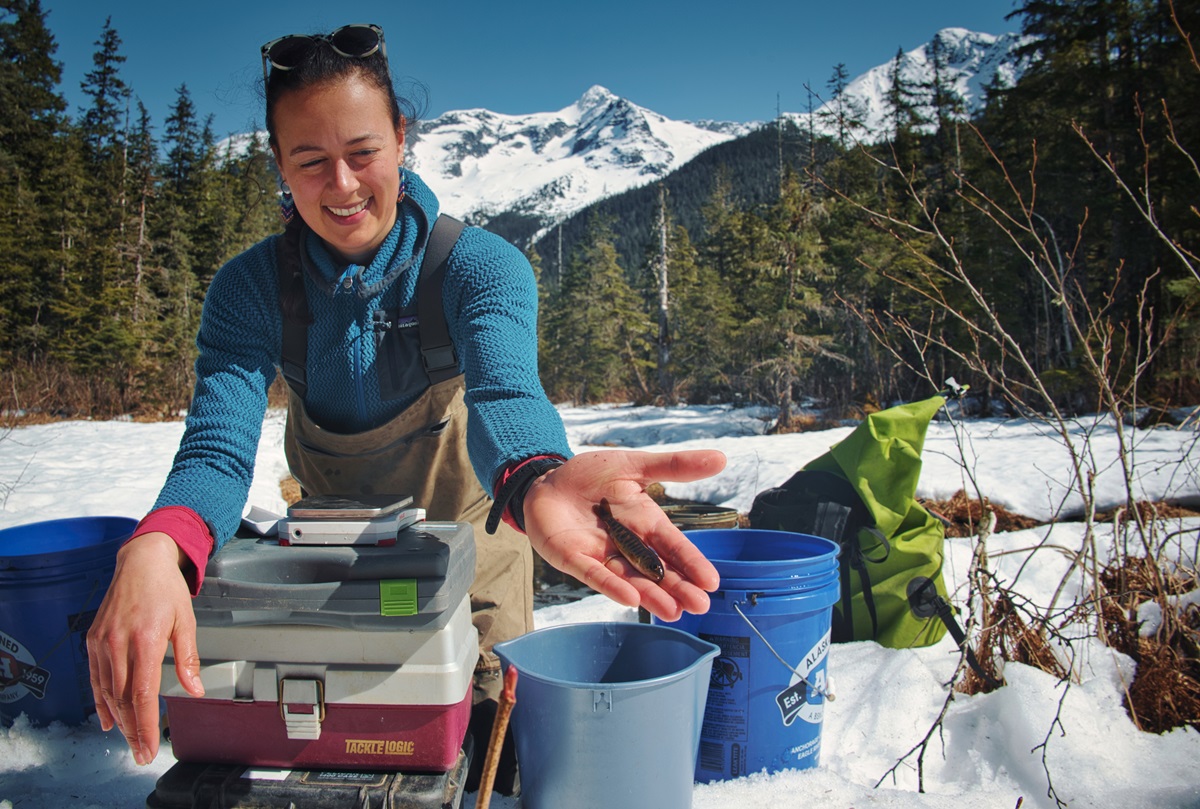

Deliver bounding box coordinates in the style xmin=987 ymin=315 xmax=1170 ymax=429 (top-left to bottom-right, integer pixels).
xmin=152 ymin=171 xmax=570 ymax=550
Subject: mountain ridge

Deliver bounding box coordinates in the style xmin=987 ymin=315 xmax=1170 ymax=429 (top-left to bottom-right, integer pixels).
xmin=221 ymin=27 xmax=1027 ymax=244
xmin=406 ymin=27 xmax=1027 ymax=238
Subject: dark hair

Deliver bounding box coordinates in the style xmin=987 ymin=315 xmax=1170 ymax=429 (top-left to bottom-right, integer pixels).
xmin=264 ymin=37 xmax=418 ymax=148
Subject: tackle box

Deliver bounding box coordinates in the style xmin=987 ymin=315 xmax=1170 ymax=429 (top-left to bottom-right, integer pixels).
xmin=162 ymin=520 xmax=479 ymax=773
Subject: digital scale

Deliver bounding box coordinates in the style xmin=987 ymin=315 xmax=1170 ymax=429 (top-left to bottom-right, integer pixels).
xmin=276 ymin=494 xmax=426 ymax=546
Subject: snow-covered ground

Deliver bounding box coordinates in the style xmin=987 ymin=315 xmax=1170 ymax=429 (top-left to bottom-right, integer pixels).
xmin=2 ymin=402 xmax=1198 ymax=808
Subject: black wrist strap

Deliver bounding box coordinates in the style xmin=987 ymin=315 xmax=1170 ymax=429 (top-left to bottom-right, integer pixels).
xmin=486 ymin=457 xmax=565 ymax=535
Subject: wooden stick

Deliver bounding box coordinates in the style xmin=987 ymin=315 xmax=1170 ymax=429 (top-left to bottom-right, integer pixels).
xmin=476 ymin=665 xmax=518 ymax=809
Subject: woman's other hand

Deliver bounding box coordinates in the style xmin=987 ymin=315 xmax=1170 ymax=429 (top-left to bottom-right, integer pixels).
xmin=86 ymin=532 xmax=204 ymax=765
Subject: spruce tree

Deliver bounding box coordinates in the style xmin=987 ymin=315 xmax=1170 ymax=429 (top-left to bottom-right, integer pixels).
xmin=746 ymin=169 xmax=839 ymax=427
xmin=883 ymin=46 xmax=928 ymax=170
xmin=817 ymin=63 xmax=866 ymax=152
xmin=78 ymin=17 xmax=128 ymax=160
xmin=541 ymin=215 xmax=649 ymax=403
xmin=67 ymin=16 xmax=137 ymax=380
xmin=665 ymin=221 xmax=737 ymax=403
xmin=0 ymin=0 xmax=67 ymax=361
xmin=125 ymin=101 xmax=155 ymax=326
xmin=149 ymin=86 xmax=205 ymax=399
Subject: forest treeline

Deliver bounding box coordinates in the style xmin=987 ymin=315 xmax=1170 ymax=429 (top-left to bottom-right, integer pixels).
xmin=0 ymin=2 xmax=280 ymax=417
xmin=1 ymin=1 xmax=1198 ymax=423
xmin=535 ymin=1 xmax=1200 ymax=422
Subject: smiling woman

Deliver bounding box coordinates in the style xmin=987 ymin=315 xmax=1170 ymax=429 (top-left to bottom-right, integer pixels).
xmin=271 ymin=77 xmax=406 ymax=264
xmin=81 ymin=18 xmax=727 ymax=802
xmin=262 ymin=24 xmax=407 ymax=265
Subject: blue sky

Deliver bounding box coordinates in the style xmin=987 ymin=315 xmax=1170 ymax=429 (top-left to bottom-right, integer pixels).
xmin=39 ymin=0 xmax=1022 ymax=139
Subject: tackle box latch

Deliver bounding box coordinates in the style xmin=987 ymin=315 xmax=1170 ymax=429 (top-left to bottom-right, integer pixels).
xmin=279 ymin=678 xmax=326 ymax=740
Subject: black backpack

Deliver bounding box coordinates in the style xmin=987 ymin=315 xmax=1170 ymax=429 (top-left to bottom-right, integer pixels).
xmin=748 ymin=424 xmax=998 ymax=686
xmin=749 ymin=469 xmax=892 ymax=643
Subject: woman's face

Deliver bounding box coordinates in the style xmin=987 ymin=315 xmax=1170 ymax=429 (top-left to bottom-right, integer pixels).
xmin=272 ymin=74 xmax=405 ymax=265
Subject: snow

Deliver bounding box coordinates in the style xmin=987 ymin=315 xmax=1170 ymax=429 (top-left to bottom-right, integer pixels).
xmin=2 ymin=402 xmax=1199 ymax=809
xmin=407 ymin=84 xmax=744 ymax=226
xmin=221 ymin=28 xmax=1027 ymax=239
xmin=794 ymin=29 xmax=1032 ymax=143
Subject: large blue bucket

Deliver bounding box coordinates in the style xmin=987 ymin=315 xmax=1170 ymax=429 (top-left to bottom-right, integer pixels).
xmin=494 ymin=622 xmax=719 ymax=809
xmin=658 ymin=529 xmax=840 ymax=781
xmin=0 ymin=516 xmax=137 ymax=726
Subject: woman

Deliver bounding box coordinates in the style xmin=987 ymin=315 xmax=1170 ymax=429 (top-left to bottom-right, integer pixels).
xmin=86 ymin=22 xmax=725 ymax=777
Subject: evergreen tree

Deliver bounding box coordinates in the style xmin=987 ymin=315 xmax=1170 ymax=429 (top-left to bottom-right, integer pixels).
xmin=0 ymin=0 xmax=67 ymax=361
xmin=162 ymin=84 xmax=202 ymax=196
xmin=925 ymin=30 xmax=968 ymax=193
xmin=667 ymin=221 xmax=738 ymax=404
xmin=817 ymin=63 xmax=867 ymax=152
xmin=634 ymin=183 xmax=739 ymax=404
xmin=884 ymin=46 xmax=928 ymax=166
xmin=149 ymin=86 xmax=205 ymax=397
xmin=125 ymin=100 xmax=155 ymax=325
xmin=78 ymin=17 xmax=128 ymax=161
xmin=231 ymin=131 xmax=284 ymax=249
xmin=742 ymin=169 xmax=839 ymax=426
xmin=541 ymin=215 xmax=650 ymax=403
xmin=0 ymin=0 xmax=64 ymax=176
xmin=67 ymin=16 xmax=137 ymax=378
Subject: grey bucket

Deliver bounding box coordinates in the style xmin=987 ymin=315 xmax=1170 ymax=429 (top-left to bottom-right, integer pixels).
xmin=661 ymin=504 xmax=741 ymax=530
xmin=493 ymin=622 xmax=719 ymax=809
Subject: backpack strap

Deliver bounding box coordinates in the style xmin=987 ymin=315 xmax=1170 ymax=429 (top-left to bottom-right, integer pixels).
xmin=748 ymin=469 xmax=877 ymax=641
xmin=275 ymin=213 xmax=467 ymax=397
xmin=843 ymin=535 xmax=878 ymax=640
xmin=417 ymin=215 xmax=466 ymax=384
xmin=908 ymin=577 xmax=1003 ymax=688
xmin=276 ymin=218 xmax=312 ymax=399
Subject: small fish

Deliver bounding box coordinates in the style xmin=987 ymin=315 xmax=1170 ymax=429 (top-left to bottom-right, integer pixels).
xmin=593 ymin=498 xmax=666 ymax=582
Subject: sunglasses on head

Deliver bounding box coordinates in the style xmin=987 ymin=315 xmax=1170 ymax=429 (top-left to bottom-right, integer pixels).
xmin=261 ymin=23 xmax=387 ymax=84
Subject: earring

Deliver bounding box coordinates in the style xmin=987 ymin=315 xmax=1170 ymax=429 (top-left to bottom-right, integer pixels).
xmin=279 ymin=179 xmax=296 ymax=223
xmin=397 ymin=168 xmax=408 ymax=205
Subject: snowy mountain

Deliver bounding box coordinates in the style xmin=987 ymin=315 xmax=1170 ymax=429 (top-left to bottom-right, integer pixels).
xmin=223 ymin=28 xmax=1026 ymax=237
xmin=405 ymin=85 xmax=754 ymax=227
xmin=789 ymin=28 xmax=1031 ymax=140
xmin=405 ymin=28 xmax=1026 ymax=231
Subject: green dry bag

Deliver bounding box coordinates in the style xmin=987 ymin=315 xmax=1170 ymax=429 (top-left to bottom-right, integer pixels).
xmin=749 ymin=394 xmax=951 ymax=648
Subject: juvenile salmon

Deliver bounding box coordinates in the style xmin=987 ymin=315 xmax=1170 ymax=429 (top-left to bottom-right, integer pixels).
xmin=593 ymin=498 xmax=666 ymax=582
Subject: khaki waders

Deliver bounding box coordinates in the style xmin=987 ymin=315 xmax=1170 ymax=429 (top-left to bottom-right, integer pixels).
xmin=283 ymin=375 xmax=534 ymax=707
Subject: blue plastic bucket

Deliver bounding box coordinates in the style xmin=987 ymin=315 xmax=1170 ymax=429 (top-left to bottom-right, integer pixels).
xmin=0 ymin=516 xmax=137 ymax=726
xmin=494 ymin=622 xmax=719 ymax=809
xmin=657 ymin=529 xmax=840 ymax=781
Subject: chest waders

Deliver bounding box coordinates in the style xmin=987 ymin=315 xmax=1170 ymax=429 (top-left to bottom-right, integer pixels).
xmin=274 ymin=215 xmax=534 ymax=717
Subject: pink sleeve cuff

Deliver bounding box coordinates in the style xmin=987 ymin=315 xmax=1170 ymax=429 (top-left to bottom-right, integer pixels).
xmin=127 ymin=506 xmax=215 ymax=595
xmin=493 ymin=454 xmax=566 ymax=533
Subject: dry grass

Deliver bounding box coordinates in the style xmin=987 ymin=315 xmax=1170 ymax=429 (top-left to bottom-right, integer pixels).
xmin=926 ymin=493 xmax=1200 ymax=726
xmin=1100 ymin=557 xmax=1200 ymax=733
xmin=960 ymin=592 xmax=1070 ymax=695
xmin=770 ymin=411 xmax=861 ymax=435
xmin=1096 ymin=500 xmax=1200 ymax=523
xmin=922 ymin=490 xmax=1042 ymax=537
xmin=279 ymin=474 xmax=303 ymax=505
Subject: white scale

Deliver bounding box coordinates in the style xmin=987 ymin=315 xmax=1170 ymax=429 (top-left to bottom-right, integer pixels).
xmin=243 ymin=495 xmax=426 ymax=546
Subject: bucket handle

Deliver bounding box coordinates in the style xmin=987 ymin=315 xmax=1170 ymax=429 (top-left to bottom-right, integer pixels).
xmin=732 ymin=601 xmax=836 ymax=702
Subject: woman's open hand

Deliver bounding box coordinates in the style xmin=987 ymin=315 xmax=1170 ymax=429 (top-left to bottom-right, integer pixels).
xmin=520 ymin=449 xmax=726 ymax=621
